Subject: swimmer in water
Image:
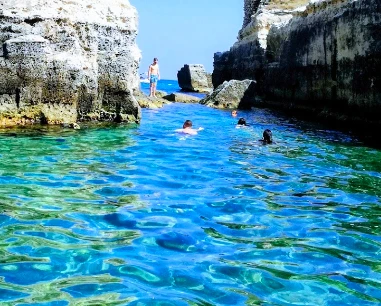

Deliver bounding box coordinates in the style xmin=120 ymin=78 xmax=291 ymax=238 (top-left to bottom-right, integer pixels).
xmin=236 ymin=117 xmax=248 ymax=128
xmin=175 ymin=120 xmax=203 ymax=135
xmin=259 ymin=129 xmax=273 ymax=144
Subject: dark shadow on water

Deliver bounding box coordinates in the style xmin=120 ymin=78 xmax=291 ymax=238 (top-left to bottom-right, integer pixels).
xmin=252 ymin=104 xmax=381 ymax=149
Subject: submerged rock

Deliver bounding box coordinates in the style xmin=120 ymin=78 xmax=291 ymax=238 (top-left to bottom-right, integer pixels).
xmin=177 ymin=64 xmax=212 ymax=93
xmin=0 ymin=0 xmax=141 ymax=126
xmin=200 ymin=79 xmax=256 ymax=109
xmin=62 ymin=122 xmax=80 ymax=129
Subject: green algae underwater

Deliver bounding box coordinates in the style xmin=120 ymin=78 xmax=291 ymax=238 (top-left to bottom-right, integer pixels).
xmin=0 ymin=100 xmax=381 ymax=305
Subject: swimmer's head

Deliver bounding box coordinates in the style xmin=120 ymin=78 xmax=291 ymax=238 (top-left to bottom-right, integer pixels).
xmin=231 ymin=110 xmax=237 ymax=117
xmin=263 ymin=129 xmax=273 ymax=144
xmin=237 ymin=118 xmax=247 ymax=126
xmin=183 ymin=120 xmax=192 ymax=129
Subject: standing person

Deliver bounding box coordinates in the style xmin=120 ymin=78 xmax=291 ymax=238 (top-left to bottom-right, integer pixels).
xmin=148 ymin=58 xmax=160 ymax=97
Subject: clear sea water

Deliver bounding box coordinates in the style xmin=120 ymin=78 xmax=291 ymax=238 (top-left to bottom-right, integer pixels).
xmin=0 ymin=80 xmax=381 ymax=305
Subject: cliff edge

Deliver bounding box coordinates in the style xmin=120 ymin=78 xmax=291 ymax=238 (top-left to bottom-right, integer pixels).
xmin=213 ymin=0 xmax=381 ymax=127
xmin=0 ymin=0 xmax=141 ymax=126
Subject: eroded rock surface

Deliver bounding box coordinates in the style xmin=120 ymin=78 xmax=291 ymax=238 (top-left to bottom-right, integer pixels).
xmin=134 ymin=92 xmax=169 ymax=109
xmin=200 ymin=79 xmax=256 ymax=109
xmin=0 ymin=0 xmax=141 ymax=126
xmin=213 ymin=0 xmax=381 ymax=123
xmin=177 ymin=64 xmax=212 ymax=93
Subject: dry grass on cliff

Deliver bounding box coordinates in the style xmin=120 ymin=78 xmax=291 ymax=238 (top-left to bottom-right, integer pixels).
xmin=266 ymin=0 xmax=309 ymax=10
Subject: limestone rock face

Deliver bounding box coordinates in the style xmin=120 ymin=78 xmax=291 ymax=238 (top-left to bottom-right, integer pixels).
xmin=213 ymin=0 xmax=381 ymax=122
xmin=213 ymin=1 xmax=299 ymax=88
xmin=265 ymin=0 xmax=381 ymax=116
xmin=200 ymin=79 xmax=256 ymax=109
xmin=0 ymin=0 xmax=141 ymax=126
xmin=177 ymin=64 xmax=212 ymax=93
xmin=135 ymin=92 xmax=169 ymax=109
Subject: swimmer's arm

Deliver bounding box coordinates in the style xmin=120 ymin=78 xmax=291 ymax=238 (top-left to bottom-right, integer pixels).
xmin=198 ymin=127 xmax=204 ymax=131
xmin=157 ymin=65 xmax=160 ymax=80
xmin=175 ymin=128 xmax=197 ymax=135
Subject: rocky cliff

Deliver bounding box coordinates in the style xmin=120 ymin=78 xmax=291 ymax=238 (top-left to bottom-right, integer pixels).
xmin=0 ymin=0 xmax=141 ymax=126
xmin=213 ymin=0 xmax=381 ymax=125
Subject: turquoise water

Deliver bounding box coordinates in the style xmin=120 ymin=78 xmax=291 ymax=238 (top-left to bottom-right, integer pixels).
xmin=140 ymin=79 xmax=205 ymax=99
xmin=140 ymin=79 xmax=181 ymax=93
xmin=0 ymin=81 xmax=381 ymax=305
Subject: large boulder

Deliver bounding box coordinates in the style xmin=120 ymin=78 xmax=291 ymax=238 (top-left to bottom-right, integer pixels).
xmin=0 ymin=0 xmax=141 ymax=126
xmin=177 ymin=64 xmax=212 ymax=93
xmin=200 ymin=79 xmax=256 ymax=109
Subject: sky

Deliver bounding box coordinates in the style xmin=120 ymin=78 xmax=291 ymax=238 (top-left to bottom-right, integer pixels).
xmin=129 ymin=0 xmax=244 ymax=80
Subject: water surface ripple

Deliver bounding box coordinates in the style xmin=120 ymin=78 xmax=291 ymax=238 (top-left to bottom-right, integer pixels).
xmin=0 ymin=103 xmax=381 ymax=305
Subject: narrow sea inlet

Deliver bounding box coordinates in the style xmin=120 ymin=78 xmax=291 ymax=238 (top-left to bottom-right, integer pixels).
xmin=1 ymin=82 xmax=381 ymax=305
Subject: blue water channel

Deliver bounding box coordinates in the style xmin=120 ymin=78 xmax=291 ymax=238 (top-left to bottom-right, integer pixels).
xmin=0 ymin=82 xmax=381 ymax=305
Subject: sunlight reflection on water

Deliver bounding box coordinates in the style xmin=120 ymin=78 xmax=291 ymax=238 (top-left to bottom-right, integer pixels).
xmin=0 ymin=100 xmax=381 ymax=305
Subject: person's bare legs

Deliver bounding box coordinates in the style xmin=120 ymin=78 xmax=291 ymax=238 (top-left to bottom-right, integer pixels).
xmin=153 ymin=82 xmax=157 ymax=98
xmin=149 ymin=82 xmax=154 ymax=97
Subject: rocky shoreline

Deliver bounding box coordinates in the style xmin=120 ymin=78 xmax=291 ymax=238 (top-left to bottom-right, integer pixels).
xmin=212 ymin=0 xmax=381 ymax=133
xmin=1 ymin=0 xmax=380 ymax=137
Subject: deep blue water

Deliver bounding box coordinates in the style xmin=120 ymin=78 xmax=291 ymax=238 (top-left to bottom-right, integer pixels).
xmin=140 ymin=79 xmax=180 ymax=94
xmin=0 ymin=80 xmax=380 ymax=305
